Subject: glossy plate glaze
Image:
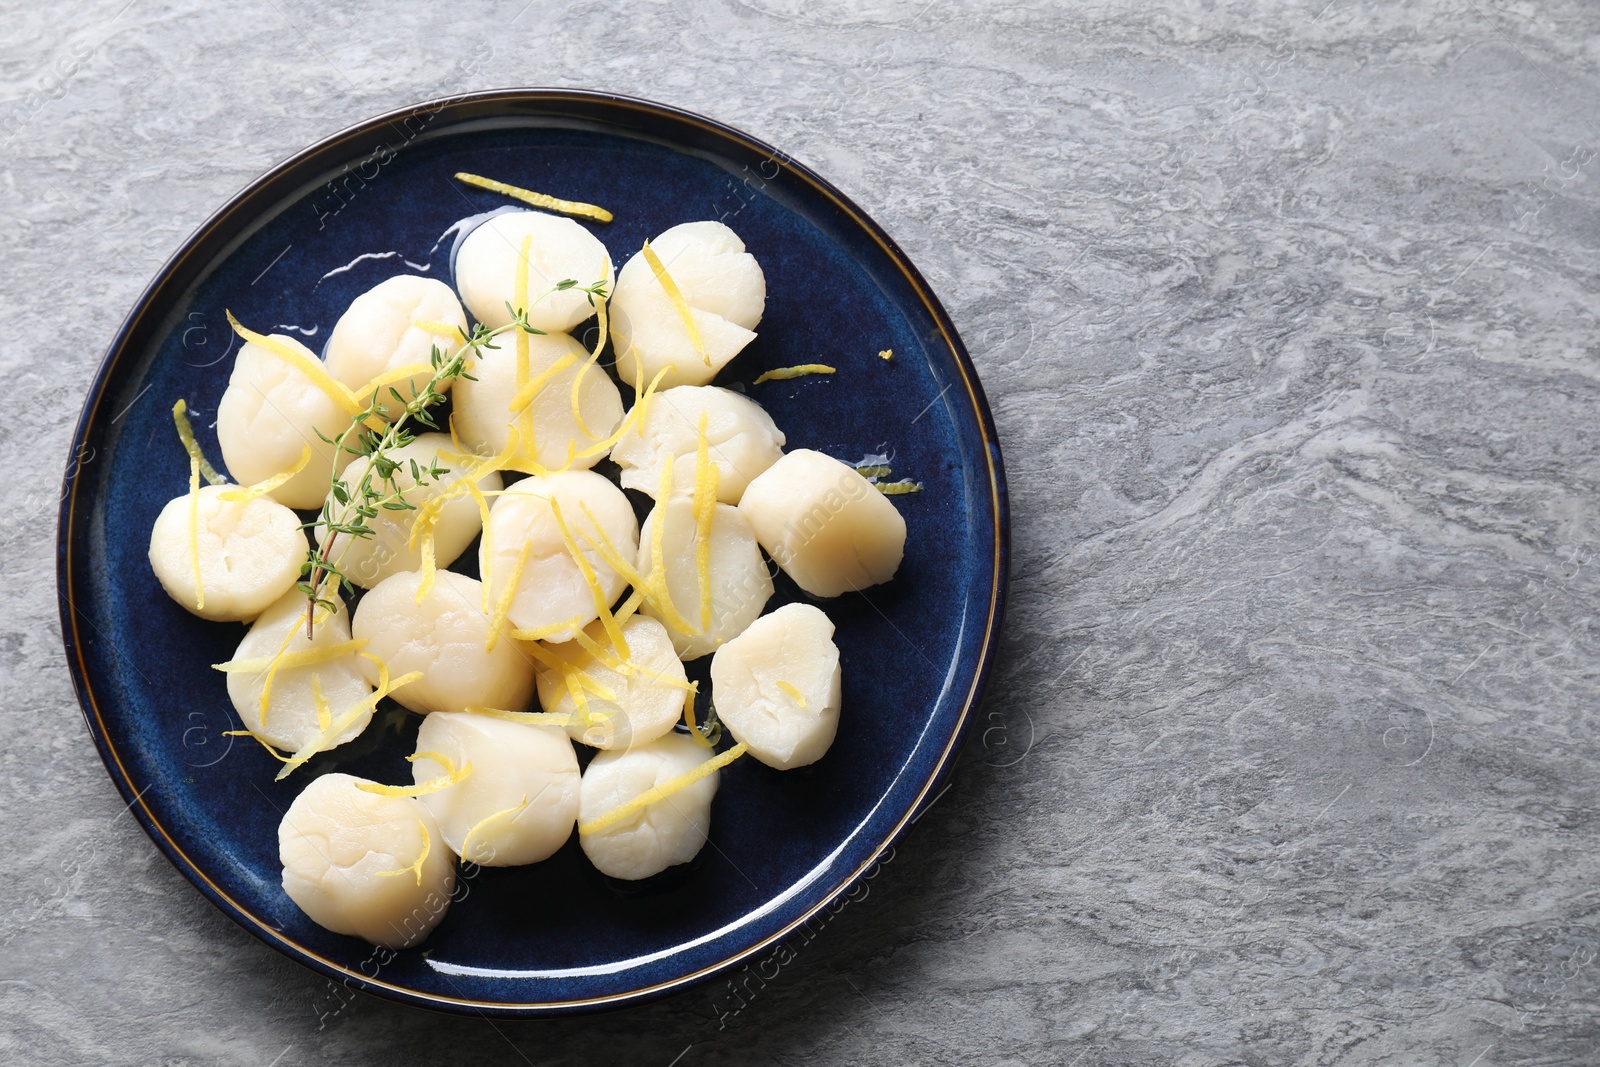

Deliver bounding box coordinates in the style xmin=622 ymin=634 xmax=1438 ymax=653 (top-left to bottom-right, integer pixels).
xmin=57 ymin=89 xmax=1007 ymax=1015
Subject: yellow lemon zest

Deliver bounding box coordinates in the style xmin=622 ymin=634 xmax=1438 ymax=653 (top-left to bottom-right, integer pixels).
xmin=272 ymin=654 xmax=422 ymax=781
xmin=879 ymin=348 xmax=893 ymax=361
xmin=412 ymin=428 xmax=520 ymax=607
xmin=445 ymin=411 xmax=471 ymax=459
xmin=519 ymin=639 xmax=621 ymax=699
xmin=753 ymin=364 xmax=835 ymax=385
xmin=529 ymin=618 xmax=631 ymax=679
xmin=225 ymin=634 xmax=368 ymax=731
xmin=876 ymin=480 xmax=923 ymax=495
xmin=563 ymin=365 xmax=670 ymax=463
xmin=311 ymin=674 xmax=331 ymax=733
xmin=353 ymin=361 xmax=435 ymax=409
xmin=641 ymin=239 xmax=710 ymax=367
xmin=374 ymin=821 xmax=431 ymax=887
xmin=356 ymin=752 xmax=473 ymax=798
xmin=575 ymin=672 xmax=619 ymax=701
xmin=414 ymin=522 xmax=439 ymax=604
xmin=222 ymin=729 xmax=295 ymax=763
xmin=613 ymin=586 xmax=645 ymax=626
xmin=413 ymin=319 xmax=465 ymax=339
xmin=484 ymin=540 xmax=531 ymax=653
xmin=515 ymin=638 xmax=571 ymax=674
xmin=226 ymin=311 xmax=382 ymax=431
xmin=855 ymin=465 xmax=891 ymax=479
xmin=645 ymin=461 xmax=702 ymax=636
xmin=464 ymin=705 xmax=589 ymax=728
xmin=218 ymin=445 xmax=310 ymax=503
xmin=691 ymin=412 xmax=719 ymax=633
xmin=579 ymin=741 xmax=748 ymax=836
xmin=572 ymin=502 xmax=650 ymax=593
xmin=454 ymin=171 xmax=614 ymax=223
xmin=212 ymin=638 xmax=367 ymax=675
xmin=681 ymin=683 xmax=712 ymax=749
xmin=255 ymin=621 xmax=301 ymax=726
xmin=460 ymin=794 xmax=529 ymax=864
xmin=509 ymin=615 xmax=589 ymax=643
xmin=171 ymin=399 xmax=224 ymax=485
xmin=218 ymin=601 xmax=352 ymax=727
xmin=566 ymin=626 xmax=633 ymax=678
xmin=507 ymin=352 xmax=580 ymax=413
xmin=555 ymin=616 xmax=693 ymax=694
xmin=461 ymin=478 xmax=496 ymax=613
xmin=548 ymin=497 xmax=630 ymax=659
xmin=776 ymin=680 xmax=808 ymax=707
xmin=562 ymin=667 xmax=596 ymax=731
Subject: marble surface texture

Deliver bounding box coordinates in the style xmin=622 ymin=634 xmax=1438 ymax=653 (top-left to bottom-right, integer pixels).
xmin=6 ymin=0 xmax=1600 ymax=1063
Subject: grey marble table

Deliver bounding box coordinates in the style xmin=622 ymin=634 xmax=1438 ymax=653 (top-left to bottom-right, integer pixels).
xmin=6 ymin=1 xmax=1600 ymax=1063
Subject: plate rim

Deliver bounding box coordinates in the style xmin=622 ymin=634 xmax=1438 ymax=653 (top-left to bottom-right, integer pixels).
xmin=55 ymin=86 xmax=1010 ymax=1016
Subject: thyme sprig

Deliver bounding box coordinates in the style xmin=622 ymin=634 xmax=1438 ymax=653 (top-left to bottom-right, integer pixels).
xmin=299 ymin=277 xmax=608 ymax=636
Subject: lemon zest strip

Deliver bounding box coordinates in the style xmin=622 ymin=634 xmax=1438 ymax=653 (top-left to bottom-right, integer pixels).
xmin=460 ymin=795 xmax=529 ymax=865
xmin=226 ymin=311 xmax=381 ymax=431
xmin=415 ymin=521 xmax=439 ymax=605
xmin=562 ymin=667 xmax=596 ymax=731
xmin=172 ymin=399 xmax=225 ymax=485
xmin=613 ymin=586 xmax=645 ymax=626
xmin=548 ymin=496 xmax=630 ymax=659
xmin=312 ymin=674 xmax=331 ymax=733
xmin=272 ymin=654 xmax=422 ymax=781
xmin=222 ymin=730 xmax=295 ymax=763
xmin=454 ymin=171 xmax=614 ymax=223
xmin=523 ymin=624 xmax=626 ymax=679
xmin=464 ymin=705 xmax=589 ymax=728
xmin=353 ymin=362 xmax=435 ymax=406
xmin=579 ymin=741 xmax=748 ymax=836
xmin=519 ymin=639 xmax=622 ymax=699
xmin=753 ymin=364 xmax=835 ymax=385
xmin=224 ymin=603 xmax=352 ymax=726
xmin=574 ymin=672 xmax=619 ymax=701
xmin=572 ymin=502 xmax=652 ymax=593
xmin=879 ymin=348 xmax=893 ymax=361
xmin=566 ymin=626 xmax=634 ymax=678
xmin=776 ymin=680 xmax=808 ymax=707
xmin=413 ymin=319 xmax=465 ymax=339
xmin=374 ymin=821 xmax=431 ymax=886
xmin=484 ymin=540 xmax=531 ymax=654
xmin=509 ymin=615 xmax=590 ymax=642
xmin=644 ymin=461 xmax=703 ymax=636
xmin=255 ymin=622 xmax=302 ymax=727
xmin=692 ymin=412 xmax=720 ymax=633
xmin=681 ymin=683 xmax=713 ymax=749
xmin=565 ymin=366 xmax=670 ymax=462
xmin=459 ymin=476 xmax=498 ymax=613
xmin=876 ymin=480 xmax=923 ymax=495
xmin=412 ymin=427 xmax=520 ymax=607
xmin=355 ymin=752 xmax=472 ymax=798
xmin=212 ymin=639 xmax=368 ymax=675
xmin=641 ymin=239 xmax=710 ymax=367
xmin=507 ymin=352 xmax=580 ymax=413
xmin=218 ymin=445 xmax=310 ymax=503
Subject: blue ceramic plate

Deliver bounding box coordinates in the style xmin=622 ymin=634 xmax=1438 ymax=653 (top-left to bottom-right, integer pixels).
xmin=57 ymin=89 xmax=1007 ymax=1016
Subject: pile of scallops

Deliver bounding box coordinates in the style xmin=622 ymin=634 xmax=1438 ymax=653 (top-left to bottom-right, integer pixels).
xmin=147 ymin=204 xmax=909 ymax=950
